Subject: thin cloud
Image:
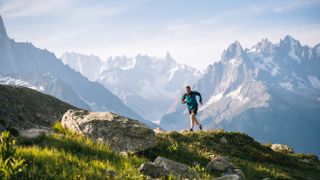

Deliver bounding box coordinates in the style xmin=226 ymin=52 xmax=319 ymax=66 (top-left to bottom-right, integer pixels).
xmin=273 ymin=0 xmax=320 ymax=13
xmin=0 ymin=0 xmax=75 ymax=17
xmin=1 ymin=0 xmax=319 ymax=70
xmin=0 ymin=0 xmax=135 ymax=19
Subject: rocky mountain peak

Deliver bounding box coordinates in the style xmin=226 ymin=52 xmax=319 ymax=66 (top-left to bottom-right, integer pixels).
xmin=251 ymin=38 xmax=275 ymax=55
xmin=279 ymin=35 xmax=302 ymax=50
xmin=0 ymin=15 xmax=8 ymax=39
xmin=222 ymin=41 xmax=245 ymax=61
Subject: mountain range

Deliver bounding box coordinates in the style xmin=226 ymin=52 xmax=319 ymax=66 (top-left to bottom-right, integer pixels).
xmin=161 ymin=36 xmax=320 ymax=155
xmin=61 ymin=52 xmax=200 ymax=122
xmin=1 ymin=14 xmax=319 ymax=155
xmin=0 ymin=15 xmax=156 ymax=128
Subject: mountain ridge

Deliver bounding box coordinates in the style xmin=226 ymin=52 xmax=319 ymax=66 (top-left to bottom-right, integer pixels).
xmin=0 ymin=15 xmax=157 ymax=128
xmin=61 ymin=51 xmax=201 ymax=122
xmin=160 ymin=35 xmax=320 ymax=155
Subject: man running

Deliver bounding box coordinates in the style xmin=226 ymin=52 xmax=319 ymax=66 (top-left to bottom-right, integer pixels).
xmin=181 ymin=86 xmax=203 ymax=131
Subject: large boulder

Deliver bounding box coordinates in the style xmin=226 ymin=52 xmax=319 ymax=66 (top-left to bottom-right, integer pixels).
xmin=138 ymin=162 xmax=168 ymax=178
xmin=61 ymin=109 xmax=157 ymax=152
xmin=153 ymin=127 xmax=165 ymax=134
xmin=270 ymin=144 xmax=294 ymax=153
xmin=207 ymin=155 xmax=246 ymax=179
xmin=206 ymin=154 xmax=236 ymax=172
xmin=153 ymin=156 xmax=198 ymax=178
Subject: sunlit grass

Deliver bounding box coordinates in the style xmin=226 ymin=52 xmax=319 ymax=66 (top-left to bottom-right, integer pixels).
xmin=9 ymin=123 xmax=320 ymax=179
xmin=142 ymin=130 xmax=320 ymax=179
xmin=16 ymin=123 xmax=147 ymax=179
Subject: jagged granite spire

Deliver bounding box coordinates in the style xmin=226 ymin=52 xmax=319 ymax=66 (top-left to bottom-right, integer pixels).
xmin=222 ymin=41 xmax=244 ymax=61
xmin=279 ymin=35 xmax=301 ymax=49
xmin=251 ymin=38 xmax=276 ymax=55
xmin=0 ymin=15 xmax=8 ymax=39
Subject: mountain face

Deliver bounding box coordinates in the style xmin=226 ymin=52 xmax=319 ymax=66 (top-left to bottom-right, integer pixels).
xmin=61 ymin=52 xmax=102 ymax=81
xmin=0 ymin=84 xmax=76 ymax=131
xmin=61 ymin=52 xmax=201 ymax=122
xmin=161 ymin=36 xmax=320 ymax=155
xmin=0 ymin=16 xmax=156 ymax=128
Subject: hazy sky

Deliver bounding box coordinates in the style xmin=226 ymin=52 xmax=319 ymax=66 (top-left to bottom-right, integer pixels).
xmin=1 ymin=0 xmax=320 ymax=69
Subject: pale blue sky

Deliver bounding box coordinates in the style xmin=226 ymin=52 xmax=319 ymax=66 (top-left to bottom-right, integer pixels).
xmin=1 ymin=0 xmax=320 ymax=69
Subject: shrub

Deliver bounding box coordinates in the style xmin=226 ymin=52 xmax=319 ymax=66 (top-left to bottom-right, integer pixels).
xmin=0 ymin=131 xmax=27 ymax=179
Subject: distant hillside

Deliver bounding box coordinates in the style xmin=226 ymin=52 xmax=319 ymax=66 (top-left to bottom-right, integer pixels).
xmin=0 ymin=84 xmax=75 ymax=131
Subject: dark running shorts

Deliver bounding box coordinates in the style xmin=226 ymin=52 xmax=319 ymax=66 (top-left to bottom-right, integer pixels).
xmin=188 ymin=106 xmax=198 ymax=115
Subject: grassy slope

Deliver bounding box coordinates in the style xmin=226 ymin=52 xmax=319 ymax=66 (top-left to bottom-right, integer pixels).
xmin=15 ymin=123 xmax=320 ymax=179
xmin=0 ymin=85 xmax=76 ymax=130
xmin=143 ymin=130 xmax=320 ymax=179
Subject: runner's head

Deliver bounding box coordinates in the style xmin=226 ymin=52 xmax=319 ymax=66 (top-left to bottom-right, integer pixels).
xmin=185 ymin=86 xmax=191 ymax=94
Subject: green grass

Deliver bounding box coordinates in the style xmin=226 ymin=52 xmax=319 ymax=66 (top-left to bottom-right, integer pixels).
xmin=141 ymin=130 xmax=320 ymax=179
xmin=10 ymin=123 xmax=320 ymax=179
xmin=16 ymin=122 xmax=147 ymax=179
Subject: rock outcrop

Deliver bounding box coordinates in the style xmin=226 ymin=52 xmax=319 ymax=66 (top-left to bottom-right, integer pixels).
xmin=220 ymin=136 xmax=228 ymax=144
xmin=61 ymin=109 xmax=157 ymax=152
xmin=139 ymin=156 xmax=198 ymax=178
xmin=206 ymin=154 xmax=236 ymax=172
xmin=153 ymin=127 xmax=165 ymax=134
xmin=138 ymin=162 xmax=168 ymax=178
xmin=271 ymin=144 xmax=294 ymax=153
xmin=207 ymin=154 xmax=245 ymax=179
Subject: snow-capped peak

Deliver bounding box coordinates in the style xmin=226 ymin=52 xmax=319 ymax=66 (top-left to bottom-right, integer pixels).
xmin=250 ymin=38 xmax=275 ymax=55
xmin=280 ymin=35 xmax=301 ymax=49
xmin=279 ymin=35 xmax=303 ymax=63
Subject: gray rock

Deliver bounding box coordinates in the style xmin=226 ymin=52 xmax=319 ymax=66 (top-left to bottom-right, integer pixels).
xmin=19 ymin=128 xmax=51 ymax=138
xmin=271 ymin=144 xmax=294 ymax=153
xmin=232 ymin=169 xmax=246 ymax=179
xmin=223 ymin=169 xmax=246 ymax=180
xmin=214 ymin=174 xmax=241 ymax=180
xmin=61 ymin=109 xmax=157 ymax=152
xmin=207 ymin=154 xmax=246 ymax=179
xmin=138 ymin=162 xmax=168 ymax=178
xmin=220 ymin=136 xmax=228 ymax=144
xmin=153 ymin=156 xmax=198 ymax=178
xmin=206 ymin=154 xmax=236 ymax=172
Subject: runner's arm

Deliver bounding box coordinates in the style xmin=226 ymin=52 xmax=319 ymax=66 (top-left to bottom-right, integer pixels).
xmin=181 ymin=94 xmax=186 ymax=104
xmin=194 ymin=91 xmax=203 ymax=104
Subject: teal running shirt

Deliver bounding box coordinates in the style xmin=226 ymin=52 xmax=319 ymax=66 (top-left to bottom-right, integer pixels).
xmin=181 ymin=91 xmax=202 ymax=110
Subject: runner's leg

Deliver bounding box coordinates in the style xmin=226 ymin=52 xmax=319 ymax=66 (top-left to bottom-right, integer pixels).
xmin=190 ymin=114 xmax=194 ymax=130
xmin=192 ymin=113 xmax=200 ymax=126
